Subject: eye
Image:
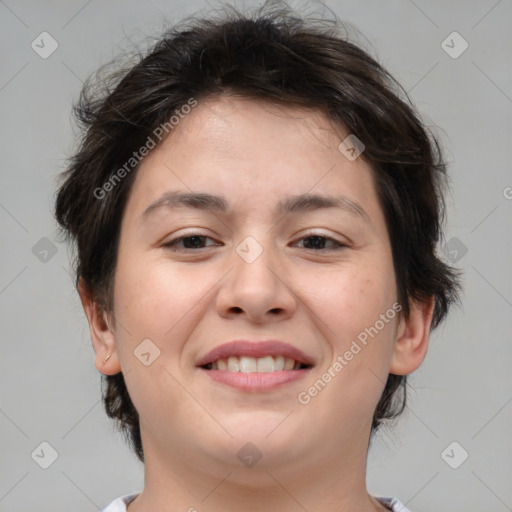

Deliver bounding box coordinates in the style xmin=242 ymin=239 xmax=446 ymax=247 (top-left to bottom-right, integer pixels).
xmin=294 ymin=234 xmax=346 ymax=251
xmin=162 ymin=232 xmax=346 ymax=252
xmin=162 ymin=234 xmax=222 ymax=251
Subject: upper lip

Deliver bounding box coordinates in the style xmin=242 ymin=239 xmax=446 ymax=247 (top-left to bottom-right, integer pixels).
xmin=195 ymin=340 xmax=315 ymax=367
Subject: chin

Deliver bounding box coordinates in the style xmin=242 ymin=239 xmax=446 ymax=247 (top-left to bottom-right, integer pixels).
xmin=214 ymin=422 xmax=303 ymax=461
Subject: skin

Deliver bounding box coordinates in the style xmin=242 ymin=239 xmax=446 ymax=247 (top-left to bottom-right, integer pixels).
xmin=79 ymin=96 xmax=434 ymax=512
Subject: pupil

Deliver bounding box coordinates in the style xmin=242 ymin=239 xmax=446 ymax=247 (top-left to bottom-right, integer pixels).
xmin=184 ymin=236 xmax=203 ymax=248
xmin=304 ymin=236 xmax=324 ymax=249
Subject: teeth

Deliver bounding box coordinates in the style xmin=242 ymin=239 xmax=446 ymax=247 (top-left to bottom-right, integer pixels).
xmin=208 ymin=355 xmax=302 ymax=372
xmin=284 ymin=357 xmax=294 ymax=370
xmin=239 ymin=356 xmax=257 ymax=373
xmin=274 ymin=355 xmax=285 ymax=370
xmin=227 ymin=356 xmax=239 ymax=372
xmin=257 ymin=355 xmax=274 ymax=372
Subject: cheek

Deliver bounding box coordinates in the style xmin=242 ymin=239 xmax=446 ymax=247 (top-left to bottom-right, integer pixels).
xmin=301 ymin=263 xmax=397 ymax=347
xmin=300 ymin=259 xmax=398 ymax=415
xmin=315 ymin=260 xmax=398 ymax=384
xmin=113 ymin=254 xmax=214 ymax=348
xmin=297 ymin=268 xmax=398 ymax=435
xmin=111 ymin=257 xmax=210 ymax=430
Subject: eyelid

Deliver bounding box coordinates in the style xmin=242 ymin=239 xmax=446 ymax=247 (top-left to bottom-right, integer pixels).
xmin=292 ymin=231 xmax=348 ymax=249
xmin=162 ymin=230 xmax=349 ymax=251
xmin=296 ymin=229 xmax=347 ymax=242
xmin=162 ymin=231 xmax=220 ymax=248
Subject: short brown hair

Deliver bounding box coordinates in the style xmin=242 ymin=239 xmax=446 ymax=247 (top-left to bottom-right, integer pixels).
xmin=55 ymin=2 xmax=460 ymax=463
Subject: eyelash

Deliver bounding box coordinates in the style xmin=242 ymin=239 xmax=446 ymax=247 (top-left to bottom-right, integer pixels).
xmin=162 ymin=232 xmax=347 ymax=251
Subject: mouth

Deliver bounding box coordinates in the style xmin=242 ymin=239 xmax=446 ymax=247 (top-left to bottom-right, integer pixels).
xmin=195 ymin=340 xmax=314 ymax=391
xmin=200 ymin=355 xmax=311 ymax=372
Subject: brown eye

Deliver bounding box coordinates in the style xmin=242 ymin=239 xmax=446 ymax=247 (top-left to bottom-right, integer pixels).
xmin=163 ymin=234 xmax=221 ymax=251
xmin=295 ymin=235 xmax=346 ymax=250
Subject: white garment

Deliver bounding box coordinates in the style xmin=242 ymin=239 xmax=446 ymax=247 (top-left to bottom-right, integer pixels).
xmin=101 ymin=492 xmax=412 ymax=511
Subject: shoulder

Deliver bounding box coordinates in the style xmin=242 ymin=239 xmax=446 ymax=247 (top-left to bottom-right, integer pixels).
xmin=101 ymin=492 xmax=140 ymax=512
xmin=375 ymin=496 xmax=412 ymax=511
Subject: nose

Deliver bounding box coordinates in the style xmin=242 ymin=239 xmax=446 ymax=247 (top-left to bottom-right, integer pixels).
xmin=215 ymin=237 xmax=297 ymax=323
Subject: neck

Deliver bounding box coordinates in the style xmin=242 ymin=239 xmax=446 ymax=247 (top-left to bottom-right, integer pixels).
xmin=127 ymin=435 xmax=388 ymax=512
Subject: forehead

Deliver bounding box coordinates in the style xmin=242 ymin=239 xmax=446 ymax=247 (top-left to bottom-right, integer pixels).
xmin=122 ymin=96 xmax=385 ymax=231
xmin=143 ymin=96 xmax=351 ymax=171
xmin=183 ymin=96 xmax=343 ymax=157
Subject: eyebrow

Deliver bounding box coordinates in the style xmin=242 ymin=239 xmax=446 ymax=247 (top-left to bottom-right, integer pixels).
xmin=141 ymin=190 xmax=371 ymax=224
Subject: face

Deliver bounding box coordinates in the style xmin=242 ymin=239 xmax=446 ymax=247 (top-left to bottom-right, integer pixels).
xmin=96 ymin=96 xmax=410 ymax=481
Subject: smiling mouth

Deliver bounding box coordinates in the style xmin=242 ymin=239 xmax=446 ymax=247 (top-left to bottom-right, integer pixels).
xmin=201 ymin=355 xmax=312 ymax=372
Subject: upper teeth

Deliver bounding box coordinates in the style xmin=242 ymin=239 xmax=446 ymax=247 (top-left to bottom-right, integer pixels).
xmin=208 ymin=355 xmax=300 ymax=372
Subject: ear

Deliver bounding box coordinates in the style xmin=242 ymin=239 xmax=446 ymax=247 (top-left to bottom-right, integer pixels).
xmin=389 ymin=296 xmax=435 ymax=375
xmin=78 ymin=278 xmax=122 ymax=375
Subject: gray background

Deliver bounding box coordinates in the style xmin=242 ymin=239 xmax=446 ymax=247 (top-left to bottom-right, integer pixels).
xmin=1 ymin=0 xmax=511 ymax=511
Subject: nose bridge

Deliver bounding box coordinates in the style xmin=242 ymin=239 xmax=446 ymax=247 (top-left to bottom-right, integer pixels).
xmin=215 ymin=232 xmax=296 ymax=320
xmin=235 ymin=234 xmax=269 ymax=267
xmin=232 ymin=233 xmax=283 ymax=290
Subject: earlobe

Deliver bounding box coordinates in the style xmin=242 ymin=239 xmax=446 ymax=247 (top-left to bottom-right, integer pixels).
xmin=389 ymin=297 xmax=435 ymax=376
xmin=78 ymin=278 xmax=122 ymax=375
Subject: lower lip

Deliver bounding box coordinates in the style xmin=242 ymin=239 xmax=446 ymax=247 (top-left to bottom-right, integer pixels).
xmin=198 ymin=368 xmax=311 ymax=391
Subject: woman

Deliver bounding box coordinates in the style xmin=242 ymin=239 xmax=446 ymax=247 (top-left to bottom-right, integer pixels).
xmin=54 ymin=3 xmax=460 ymax=510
